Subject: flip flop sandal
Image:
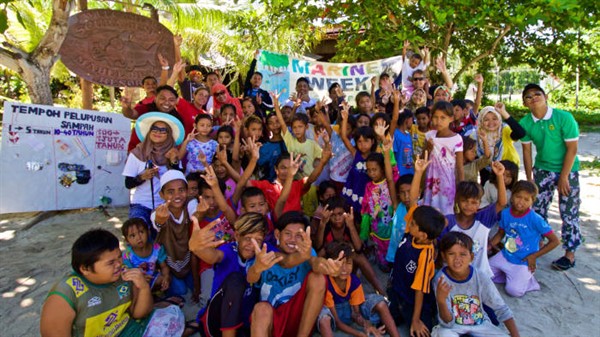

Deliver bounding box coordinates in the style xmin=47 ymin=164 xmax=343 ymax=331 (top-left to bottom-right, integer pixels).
xmin=183 ymin=320 xmax=202 ymax=337
xmin=156 ymin=295 xmax=186 ymax=308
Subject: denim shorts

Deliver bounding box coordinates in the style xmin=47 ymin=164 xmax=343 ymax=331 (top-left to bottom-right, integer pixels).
xmin=318 ymin=293 xmax=387 ymax=332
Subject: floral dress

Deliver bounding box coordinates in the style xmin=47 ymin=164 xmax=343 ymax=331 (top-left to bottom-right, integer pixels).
xmin=423 ymin=130 xmax=463 ymax=215
xmin=342 ymin=152 xmax=370 ymax=214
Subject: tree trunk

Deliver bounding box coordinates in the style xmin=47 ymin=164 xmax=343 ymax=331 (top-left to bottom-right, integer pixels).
xmin=0 ymin=0 xmax=75 ymax=105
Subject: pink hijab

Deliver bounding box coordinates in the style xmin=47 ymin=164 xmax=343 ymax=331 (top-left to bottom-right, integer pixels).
xmin=211 ymin=83 xmax=243 ymax=119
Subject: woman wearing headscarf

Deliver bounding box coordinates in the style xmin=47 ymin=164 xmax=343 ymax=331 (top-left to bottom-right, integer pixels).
xmin=122 ymin=112 xmax=185 ymax=233
xmin=211 ymin=83 xmax=243 ymax=119
xmin=476 ymin=102 xmax=526 ymax=184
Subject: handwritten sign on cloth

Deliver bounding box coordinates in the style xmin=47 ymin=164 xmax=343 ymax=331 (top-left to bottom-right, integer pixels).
xmin=0 ymin=102 xmax=131 ymax=213
xmin=255 ymin=50 xmax=403 ymax=105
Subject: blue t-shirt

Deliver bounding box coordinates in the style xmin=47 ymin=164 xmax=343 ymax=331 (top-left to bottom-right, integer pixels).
xmin=393 ymin=129 xmax=415 ymax=176
xmin=391 ymin=234 xmax=435 ymax=305
xmin=499 ymin=208 xmax=553 ymax=265
xmin=122 ymin=243 xmax=167 ymax=278
xmin=258 ymin=140 xmax=287 ymax=181
xmin=386 ymin=203 xmax=408 ymax=263
xmin=253 ymin=247 xmax=316 ymax=308
xmin=211 ymin=242 xmax=254 ymax=297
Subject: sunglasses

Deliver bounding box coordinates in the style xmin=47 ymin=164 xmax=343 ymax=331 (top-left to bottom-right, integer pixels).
xmin=215 ymin=91 xmax=226 ymax=96
xmin=412 ymin=77 xmax=425 ymax=81
xmin=150 ymin=126 xmax=168 ymax=134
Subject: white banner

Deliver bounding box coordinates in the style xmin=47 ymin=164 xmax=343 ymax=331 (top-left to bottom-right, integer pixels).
xmin=256 ymin=50 xmax=403 ymax=105
xmin=0 ymin=102 xmax=131 ymax=213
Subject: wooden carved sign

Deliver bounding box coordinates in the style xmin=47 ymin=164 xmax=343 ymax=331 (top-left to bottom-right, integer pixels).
xmin=59 ymin=9 xmax=175 ymax=87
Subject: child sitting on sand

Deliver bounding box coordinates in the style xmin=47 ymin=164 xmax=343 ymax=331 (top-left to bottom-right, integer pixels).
xmin=489 ymin=181 xmax=560 ymax=297
xmin=121 ymin=218 xmax=171 ymax=292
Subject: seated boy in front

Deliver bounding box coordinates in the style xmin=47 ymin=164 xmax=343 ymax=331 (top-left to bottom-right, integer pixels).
xmin=247 ymin=211 xmax=345 ymax=337
xmin=318 ymin=241 xmax=400 ymax=337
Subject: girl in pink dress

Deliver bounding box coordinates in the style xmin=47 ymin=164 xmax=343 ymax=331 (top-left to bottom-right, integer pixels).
xmin=424 ymin=101 xmax=464 ymax=215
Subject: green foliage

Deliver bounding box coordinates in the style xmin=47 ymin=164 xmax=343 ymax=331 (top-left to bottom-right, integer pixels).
xmin=253 ymin=0 xmax=599 ymax=85
xmin=551 ymin=82 xmax=600 ymax=112
xmin=503 ymin=102 xmax=600 ymax=126
xmin=580 ymin=157 xmax=600 ymax=176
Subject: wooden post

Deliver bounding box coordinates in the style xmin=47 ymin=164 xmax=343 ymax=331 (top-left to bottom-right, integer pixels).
xmin=78 ymin=0 xmax=93 ymax=110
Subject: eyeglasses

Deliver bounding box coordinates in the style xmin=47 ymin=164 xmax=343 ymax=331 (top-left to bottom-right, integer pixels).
xmin=150 ymin=126 xmax=168 ymax=134
xmin=215 ymin=91 xmax=226 ymax=97
xmin=524 ymin=92 xmax=543 ymax=101
xmin=412 ymin=77 xmax=425 ymax=81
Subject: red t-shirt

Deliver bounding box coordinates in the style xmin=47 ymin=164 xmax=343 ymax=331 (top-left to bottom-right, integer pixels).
xmin=250 ymin=179 xmax=306 ymax=214
xmin=127 ymin=102 xmax=195 ymax=152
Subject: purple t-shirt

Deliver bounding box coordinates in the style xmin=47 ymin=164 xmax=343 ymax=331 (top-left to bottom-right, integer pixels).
xmin=211 ymin=242 xmax=253 ymax=297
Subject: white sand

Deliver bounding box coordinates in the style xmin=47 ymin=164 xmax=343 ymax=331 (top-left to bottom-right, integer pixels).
xmin=1 ymin=134 xmax=599 ymax=336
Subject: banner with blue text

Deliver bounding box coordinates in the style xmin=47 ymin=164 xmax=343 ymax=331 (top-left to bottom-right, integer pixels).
xmin=256 ymin=50 xmax=403 ymax=105
xmin=0 ymin=102 xmax=131 ymax=213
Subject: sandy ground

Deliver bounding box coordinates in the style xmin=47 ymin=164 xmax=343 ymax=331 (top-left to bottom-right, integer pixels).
xmin=1 ymin=134 xmax=599 ymax=337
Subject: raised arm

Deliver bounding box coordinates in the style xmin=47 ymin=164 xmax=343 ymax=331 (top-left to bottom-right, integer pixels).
xmin=274 ymin=153 xmax=302 ymax=218
xmin=157 ymin=53 xmax=170 ymax=86
xmin=389 ymin=86 xmax=402 ymax=134
xmin=216 ymin=146 xmax=241 ymax=182
xmin=435 ymin=56 xmax=454 ymax=91
xmin=229 ymin=116 xmax=243 ymax=167
xmin=491 ymin=161 xmax=507 ymax=213
xmin=231 ymin=138 xmax=260 ymax=205
xmin=173 ymin=34 xmax=185 ymax=83
xmin=203 ymin=166 xmax=237 ymax=224
xmin=167 ymin=60 xmax=186 ymax=87
xmin=178 ymin=130 xmax=197 ymax=160
xmin=271 ymin=91 xmax=287 ymax=134
xmin=120 ymin=96 xmax=139 ymax=119
xmin=244 ymin=50 xmax=259 ymax=95
xmin=411 ymin=151 xmax=431 ymax=207
xmin=495 ymin=102 xmax=526 ymax=140
xmin=382 ymin=138 xmax=398 ymax=208
xmin=304 ymin=141 xmax=333 ymax=191
xmin=339 ymin=102 xmax=357 ymax=155
xmin=473 ymin=74 xmax=484 ymax=115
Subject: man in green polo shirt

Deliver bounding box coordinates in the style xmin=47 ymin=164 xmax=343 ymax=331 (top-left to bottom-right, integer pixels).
xmin=519 ymin=83 xmax=581 ymax=271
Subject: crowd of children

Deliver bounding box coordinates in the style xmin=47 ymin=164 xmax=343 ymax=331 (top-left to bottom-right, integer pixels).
xmin=41 ymin=44 xmax=583 ymax=337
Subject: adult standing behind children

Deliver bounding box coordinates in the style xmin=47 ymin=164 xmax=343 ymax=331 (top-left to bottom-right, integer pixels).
xmin=244 ymin=50 xmax=274 ymax=112
xmin=123 ymin=113 xmax=184 ymax=233
xmin=519 ymin=83 xmax=581 ymax=271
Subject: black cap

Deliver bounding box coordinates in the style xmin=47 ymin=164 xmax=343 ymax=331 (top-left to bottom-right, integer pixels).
xmin=186 ymin=65 xmax=202 ymax=73
xmin=522 ymin=83 xmax=545 ymax=98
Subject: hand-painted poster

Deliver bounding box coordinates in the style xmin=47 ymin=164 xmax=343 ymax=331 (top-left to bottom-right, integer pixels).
xmin=0 ymin=102 xmax=131 ymax=213
xmin=255 ymin=50 xmax=403 ymax=105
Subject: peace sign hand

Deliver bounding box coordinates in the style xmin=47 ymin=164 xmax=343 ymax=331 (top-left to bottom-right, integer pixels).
xmin=189 ymin=216 xmax=225 ymax=253
xmin=289 ymin=152 xmax=303 ymax=177
xmin=296 ymin=227 xmax=313 ymax=260
xmin=186 ymin=128 xmax=199 ymax=142
xmin=251 ymin=239 xmax=284 ymax=273
xmin=201 ymin=165 xmax=219 ymax=188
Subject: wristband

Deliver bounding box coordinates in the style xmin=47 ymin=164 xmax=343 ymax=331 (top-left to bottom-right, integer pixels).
xmin=162 ymin=66 xmax=170 ymax=70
